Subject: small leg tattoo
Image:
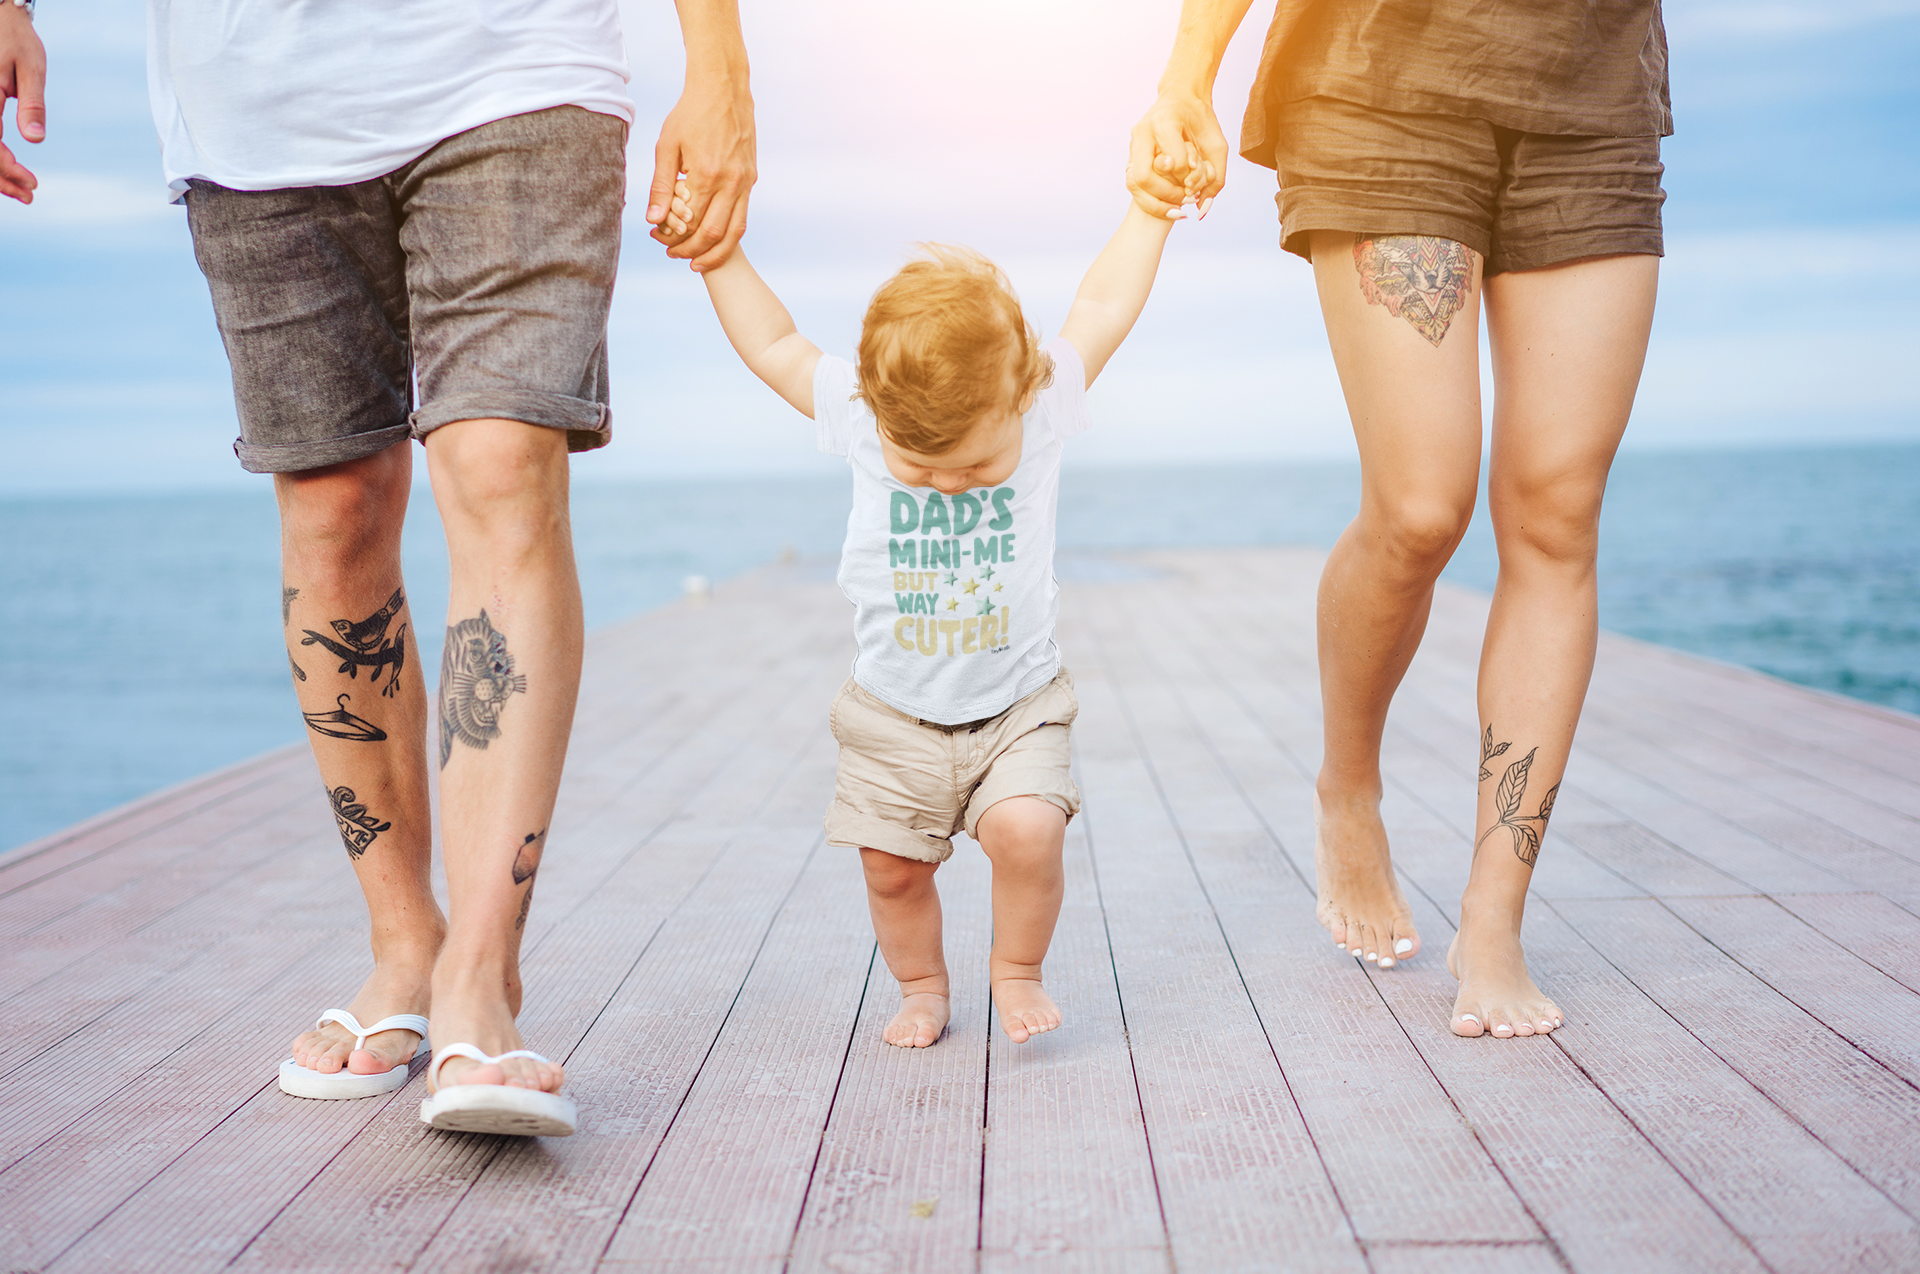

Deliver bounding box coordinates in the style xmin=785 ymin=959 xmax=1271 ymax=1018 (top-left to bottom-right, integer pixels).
xmin=282 ymin=585 xmax=300 ymax=626
xmin=1353 ymin=235 xmax=1476 ymax=346
xmin=301 ymin=587 xmax=408 ymax=697
xmin=1478 ymin=724 xmax=1510 ymax=781
xmin=1475 ymin=736 xmax=1559 ymax=867
xmin=511 ymin=830 xmax=545 ymax=929
xmin=438 ymin=610 xmax=526 ymax=769
xmin=329 ymin=785 xmax=391 ymax=859
xmin=304 ymin=692 xmax=387 ymax=743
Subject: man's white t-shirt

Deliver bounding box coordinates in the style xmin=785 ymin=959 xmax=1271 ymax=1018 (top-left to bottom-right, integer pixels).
xmin=815 ymin=338 xmax=1092 ymax=726
xmin=146 ymin=0 xmax=635 ymax=199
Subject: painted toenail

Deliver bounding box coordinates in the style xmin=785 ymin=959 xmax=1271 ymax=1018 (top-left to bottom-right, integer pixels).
xmin=1460 ymin=1014 xmax=1478 ymax=1024
xmin=1394 ymin=938 xmax=1414 ymax=955
xmin=1365 ymin=951 xmax=1378 ymax=961
xmin=1378 ymin=957 xmax=1394 ymax=968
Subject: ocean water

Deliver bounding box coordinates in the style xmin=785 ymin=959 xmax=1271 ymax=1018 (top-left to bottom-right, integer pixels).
xmin=3 ymin=443 xmax=1916 ymax=850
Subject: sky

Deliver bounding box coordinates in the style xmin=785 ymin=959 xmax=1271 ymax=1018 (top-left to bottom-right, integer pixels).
xmin=1 ymin=0 xmax=1916 ymax=492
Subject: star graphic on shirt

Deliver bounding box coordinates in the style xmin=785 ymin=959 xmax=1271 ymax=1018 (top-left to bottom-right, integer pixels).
xmin=994 ymin=583 xmax=1003 ymax=592
xmin=946 ymin=597 xmax=959 ymax=611
xmin=943 ymin=572 xmax=958 ymax=587
xmin=980 ymin=564 xmax=996 ymax=581
xmin=962 ymin=578 xmax=979 ymax=595
xmin=978 ymin=598 xmax=996 ymax=616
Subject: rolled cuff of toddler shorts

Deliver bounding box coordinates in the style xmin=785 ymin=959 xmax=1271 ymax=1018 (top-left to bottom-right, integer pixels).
xmin=411 ymin=389 xmax=612 ymax=454
xmin=825 ymin=801 xmax=956 ymax=864
xmin=234 ymin=421 xmax=414 ymax=475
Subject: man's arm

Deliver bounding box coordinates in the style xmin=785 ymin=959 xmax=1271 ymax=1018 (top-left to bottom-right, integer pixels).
xmin=648 ymin=0 xmax=756 ymax=272
xmin=1126 ymin=0 xmax=1267 ymax=219
xmin=1058 ymin=203 xmax=1177 ymax=387
xmin=700 ymin=251 xmax=823 ymax=418
xmin=0 ymin=3 xmax=46 ymax=204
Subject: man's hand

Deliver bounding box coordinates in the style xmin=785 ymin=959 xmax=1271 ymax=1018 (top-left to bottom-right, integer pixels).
xmin=1127 ymin=89 xmax=1227 ymax=222
xmin=0 ymin=3 xmax=46 ymax=205
xmin=647 ymin=71 xmax=755 ymax=272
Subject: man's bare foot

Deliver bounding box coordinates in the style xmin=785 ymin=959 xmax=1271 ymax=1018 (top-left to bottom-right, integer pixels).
xmin=1314 ymin=789 xmax=1420 ymax=969
xmin=993 ymin=977 xmax=1061 ymax=1043
xmin=1446 ymin=921 xmax=1564 ymax=1039
xmin=884 ymin=992 xmax=951 ymax=1048
xmin=427 ymin=974 xmax=564 ymax=1093
xmin=290 ymin=947 xmax=434 ymax=1076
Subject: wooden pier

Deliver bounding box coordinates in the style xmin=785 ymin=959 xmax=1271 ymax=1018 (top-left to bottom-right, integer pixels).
xmin=4 ymin=547 xmax=1919 ymax=1272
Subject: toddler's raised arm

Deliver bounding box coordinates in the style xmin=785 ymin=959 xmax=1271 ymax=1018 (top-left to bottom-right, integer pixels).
xmin=701 ymin=250 xmax=824 ymax=419
xmin=1059 ymin=203 xmax=1178 ymax=387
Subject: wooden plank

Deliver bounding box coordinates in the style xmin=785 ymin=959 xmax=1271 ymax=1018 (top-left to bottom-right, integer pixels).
xmin=1067 ymin=656 xmax=1366 ymax=1273
xmin=598 ymin=848 xmax=872 ymax=1265
xmin=978 ymin=818 xmax=1168 ymax=1268
xmin=1366 ymin=1243 xmax=1564 ymax=1274
xmin=787 ymin=845 xmax=993 ymax=1274
xmin=1557 ymin=896 xmax=1920 ymax=1220
xmin=1772 ymin=892 xmax=1920 ymax=995
xmin=1070 ymin=591 xmax=1541 ymax=1248
xmin=1663 ymin=895 xmax=1920 ymax=1090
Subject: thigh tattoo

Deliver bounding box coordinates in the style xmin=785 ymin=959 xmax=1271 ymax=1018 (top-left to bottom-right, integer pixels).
xmin=1353 ymin=235 xmax=1477 ymax=346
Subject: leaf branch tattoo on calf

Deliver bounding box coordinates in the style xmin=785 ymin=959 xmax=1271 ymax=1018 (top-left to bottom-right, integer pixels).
xmin=512 ymin=829 xmax=546 ymax=930
xmin=438 ymin=610 xmax=526 ymax=769
xmin=1475 ymin=735 xmax=1559 ymax=868
xmin=329 ymin=785 xmax=391 ymax=858
xmin=1353 ymin=235 xmax=1476 ymax=346
xmin=301 ymin=588 xmax=408 ymax=697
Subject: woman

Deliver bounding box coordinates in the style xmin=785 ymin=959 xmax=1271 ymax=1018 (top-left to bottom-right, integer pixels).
xmin=1129 ymin=0 xmax=1669 ymax=1038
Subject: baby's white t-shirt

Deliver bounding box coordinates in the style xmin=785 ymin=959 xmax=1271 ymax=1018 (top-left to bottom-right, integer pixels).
xmin=145 ymin=0 xmax=634 ymax=200
xmin=814 ymin=338 xmax=1092 ymax=725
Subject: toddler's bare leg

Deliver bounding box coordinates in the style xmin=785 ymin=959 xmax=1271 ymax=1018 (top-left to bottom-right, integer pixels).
xmin=859 ymin=848 xmax=950 ymax=1047
xmin=975 ymin=797 xmax=1067 ymax=1043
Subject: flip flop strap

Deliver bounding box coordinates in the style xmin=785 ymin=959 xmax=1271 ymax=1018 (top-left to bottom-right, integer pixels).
xmin=315 ymin=1010 xmax=429 ymax=1055
xmin=426 ymin=1043 xmax=555 ymax=1092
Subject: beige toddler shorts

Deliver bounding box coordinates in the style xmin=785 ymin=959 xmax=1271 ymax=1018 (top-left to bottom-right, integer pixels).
xmin=824 ymin=668 xmax=1081 ymax=864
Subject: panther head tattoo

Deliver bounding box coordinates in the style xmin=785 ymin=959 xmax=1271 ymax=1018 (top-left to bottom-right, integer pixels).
xmin=437 ymin=610 xmax=527 ymax=769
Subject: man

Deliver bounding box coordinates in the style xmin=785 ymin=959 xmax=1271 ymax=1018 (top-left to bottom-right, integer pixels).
xmin=0 ymin=0 xmax=756 ymax=1134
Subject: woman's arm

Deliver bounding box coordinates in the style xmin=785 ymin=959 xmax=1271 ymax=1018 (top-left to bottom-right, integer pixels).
xmin=1126 ymin=0 xmax=1275 ymax=217
xmin=700 ymin=250 xmax=824 ymax=418
xmin=1058 ymin=203 xmax=1177 ymax=387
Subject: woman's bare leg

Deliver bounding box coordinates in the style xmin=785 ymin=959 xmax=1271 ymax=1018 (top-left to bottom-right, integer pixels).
xmin=1308 ymin=230 xmax=1485 ymax=970
xmin=1451 ymin=252 xmax=1659 ymax=1037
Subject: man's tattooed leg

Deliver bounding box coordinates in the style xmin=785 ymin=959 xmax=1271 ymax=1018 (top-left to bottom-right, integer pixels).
xmin=330 ymin=785 xmax=393 ymax=859
xmin=438 ymin=609 xmax=527 ymax=768
xmin=1353 ymin=235 xmax=1477 ymax=346
xmin=1474 ymin=730 xmax=1560 ymax=867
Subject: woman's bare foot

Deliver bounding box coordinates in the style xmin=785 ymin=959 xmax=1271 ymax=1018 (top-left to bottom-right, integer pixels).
xmin=993 ymin=977 xmax=1061 ymax=1043
xmin=426 ymin=973 xmax=564 ymax=1093
xmin=1446 ymin=919 xmax=1563 ymax=1039
xmin=884 ymin=991 xmax=951 ymax=1048
xmin=289 ymin=944 xmax=435 ymax=1076
xmin=1314 ymin=789 xmax=1421 ymax=969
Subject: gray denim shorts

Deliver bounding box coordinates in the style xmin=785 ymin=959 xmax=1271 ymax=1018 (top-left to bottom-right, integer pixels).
xmin=186 ymin=105 xmax=627 ymax=474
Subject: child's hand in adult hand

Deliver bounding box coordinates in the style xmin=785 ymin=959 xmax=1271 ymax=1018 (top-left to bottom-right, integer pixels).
xmin=1127 ymin=90 xmax=1227 ymax=222
xmin=648 ymin=74 xmax=756 ymax=272
xmin=0 ymin=3 xmax=46 ymax=205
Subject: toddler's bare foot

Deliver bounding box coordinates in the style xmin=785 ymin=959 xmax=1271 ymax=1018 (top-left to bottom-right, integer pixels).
xmin=1446 ymin=921 xmax=1563 ymax=1039
xmin=289 ymin=945 xmax=434 ymax=1076
xmin=1314 ymin=789 xmax=1420 ymax=969
xmin=993 ymin=977 xmax=1060 ymax=1043
xmin=883 ymin=992 xmax=951 ymax=1048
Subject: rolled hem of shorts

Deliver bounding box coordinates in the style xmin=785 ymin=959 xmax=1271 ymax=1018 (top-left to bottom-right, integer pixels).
xmin=410 ymin=389 xmax=612 ymax=454
xmin=1277 ymin=199 xmax=1491 ymax=264
xmin=824 ymin=804 xmax=954 ymax=864
xmin=1488 ymin=231 xmax=1664 ymax=277
xmin=961 ymin=789 xmax=1076 ymax=842
xmin=233 ymin=422 xmax=412 ymax=475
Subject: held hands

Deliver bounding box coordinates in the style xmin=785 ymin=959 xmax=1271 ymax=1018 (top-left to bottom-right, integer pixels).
xmin=1127 ymin=89 xmax=1228 ymax=222
xmin=0 ymin=3 xmax=46 ymax=205
xmin=647 ymin=75 xmax=756 ymax=272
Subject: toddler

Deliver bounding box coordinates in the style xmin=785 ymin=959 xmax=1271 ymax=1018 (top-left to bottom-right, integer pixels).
xmin=692 ymin=194 xmax=1178 ymax=1047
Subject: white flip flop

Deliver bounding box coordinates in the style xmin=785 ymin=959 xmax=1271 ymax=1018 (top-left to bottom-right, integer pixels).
xmin=418 ymin=1043 xmax=577 ymax=1137
xmin=277 ymin=1010 xmax=430 ymax=1100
